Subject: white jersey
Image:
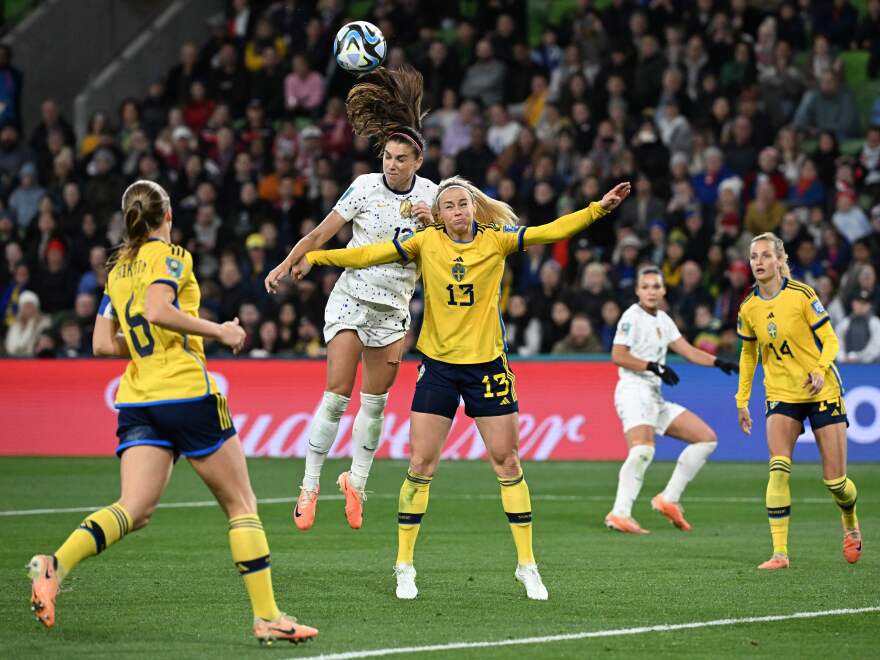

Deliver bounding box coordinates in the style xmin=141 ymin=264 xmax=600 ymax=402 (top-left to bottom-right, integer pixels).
xmin=332 ymin=172 xmax=438 ymax=311
xmin=613 ymin=304 xmax=682 ymax=387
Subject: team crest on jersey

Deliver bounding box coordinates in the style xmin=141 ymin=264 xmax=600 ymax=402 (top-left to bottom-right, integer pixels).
xmin=767 ymin=321 xmax=778 ymax=338
xmin=399 ymin=200 xmax=412 ymax=218
xmin=619 ymin=322 xmax=631 ymax=335
xmin=165 ymin=257 xmax=183 ymax=279
xmin=451 ymin=262 xmax=466 ymax=281
xmin=812 ymin=300 xmax=826 ymax=316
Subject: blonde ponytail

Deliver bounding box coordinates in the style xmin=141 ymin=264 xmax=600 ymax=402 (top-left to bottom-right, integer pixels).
xmin=750 ymin=231 xmax=791 ymax=279
xmin=434 ymin=176 xmax=519 ymax=227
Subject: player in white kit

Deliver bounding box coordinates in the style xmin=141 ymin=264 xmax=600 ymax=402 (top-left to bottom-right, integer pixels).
xmin=265 ymin=67 xmax=437 ymax=530
xmin=606 ymin=266 xmax=739 ymax=533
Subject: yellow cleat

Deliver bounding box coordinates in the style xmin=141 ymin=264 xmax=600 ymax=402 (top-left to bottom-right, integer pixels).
xmin=253 ymin=612 xmax=318 ymax=646
xmin=27 ymin=554 xmax=59 ymax=628
xmin=757 ymin=553 xmax=790 ymax=570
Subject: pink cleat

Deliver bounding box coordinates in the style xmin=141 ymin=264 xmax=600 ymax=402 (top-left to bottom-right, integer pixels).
xmin=337 ymin=471 xmax=365 ymax=529
xmin=27 ymin=554 xmax=59 ymax=628
xmin=651 ymin=494 xmax=692 ymax=531
xmin=843 ymin=522 xmax=862 ymax=565
xmin=293 ymin=486 xmax=319 ymax=530
xmin=757 ymin=553 xmax=790 ymax=570
xmin=253 ymin=612 xmax=318 ymax=645
xmin=604 ymin=512 xmax=650 ymax=534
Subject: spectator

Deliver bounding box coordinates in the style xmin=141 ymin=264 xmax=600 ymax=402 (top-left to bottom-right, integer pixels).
xmin=0 ymin=125 xmax=29 ymax=194
xmin=503 ymin=294 xmax=542 ymax=356
xmin=210 ymin=43 xmax=249 ymax=116
xmin=837 ymin=290 xmax=880 ymax=363
xmin=57 ymin=314 xmax=88 ymax=358
xmin=832 ymin=190 xmax=871 ymax=245
xmin=460 ymin=39 xmax=506 ymax=107
xmin=183 ymin=80 xmax=215 ymax=132
xmin=486 ymin=104 xmax=520 ymax=156
xmin=788 ymin=159 xmax=826 ymax=208
xmin=0 ymin=44 xmax=22 ymax=129
xmin=29 ymin=99 xmax=75 ymax=157
xmin=745 ymin=180 xmax=786 ymax=235
xmin=552 ymin=313 xmax=603 ymax=354
xmin=792 ymin=71 xmax=860 ymax=140
xmin=8 ymin=162 xmax=44 ymax=230
xmin=32 ymin=239 xmax=75 ymax=314
xmin=4 ymin=289 xmax=49 ymax=356
xmin=285 ymin=54 xmax=324 ymax=115
xmin=692 ymin=146 xmax=735 ymax=208
xmin=618 ymin=173 xmax=664 ymax=236
xmin=244 ymin=17 xmax=287 ymax=72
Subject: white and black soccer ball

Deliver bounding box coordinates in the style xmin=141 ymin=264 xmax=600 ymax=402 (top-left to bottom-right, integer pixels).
xmin=333 ymin=21 xmax=386 ymax=74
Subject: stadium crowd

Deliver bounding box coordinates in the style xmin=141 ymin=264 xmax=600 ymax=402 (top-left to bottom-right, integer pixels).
xmin=2 ymin=0 xmax=880 ymax=362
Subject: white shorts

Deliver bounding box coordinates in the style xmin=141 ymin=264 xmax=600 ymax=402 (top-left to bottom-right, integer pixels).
xmin=323 ymin=286 xmax=410 ymax=348
xmin=614 ymin=381 xmax=687 ymax=435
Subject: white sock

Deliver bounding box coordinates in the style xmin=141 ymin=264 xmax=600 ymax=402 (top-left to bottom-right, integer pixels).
xmin=348 ymin=392 xmax=388 ymax=490
xmin=302 ymin=391 xmax=350 ymax=490
xmin=611 ymin=445 xmax=655 ymax=517
xmin=661 ymin=441 xmax=717 ymax=503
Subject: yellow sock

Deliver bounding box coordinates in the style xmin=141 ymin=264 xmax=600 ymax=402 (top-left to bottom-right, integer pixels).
xmin=766 ymin=456 xmax=792 ymax=556
xmin=824 ymin=475 xmax=859 ymax=529
xmin=499 ymin=470 xmax=535 ymax=565
xmin=397 ymin=469 xmax=431 ymax=565
xmin=54 ymin=502 xmax=132 ymax=581
xmin=228 ymin=514 xmax=280 ymax=621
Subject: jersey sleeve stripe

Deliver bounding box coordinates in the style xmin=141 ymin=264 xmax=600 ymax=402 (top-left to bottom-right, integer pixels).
xmin=787 ymin=281 xmax=813 ymax=298
xmin=737 ymin=333 xmax=757 ymax=341
xmin=151 ymin=278 xmax=179 ymax=293
xmin=392 ymin=238 xmax=409 ymax=262
xmin=98 ymin=294 xmax=116 ymax=319
xmin=811 ymin=316 xmax=830 ymax=330
xmin=517 ymin=226 xmax=526 ymax=252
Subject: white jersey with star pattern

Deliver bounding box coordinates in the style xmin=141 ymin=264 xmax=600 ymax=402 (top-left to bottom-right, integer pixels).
xmin=331 ymin=173 xmax=438 ymax=312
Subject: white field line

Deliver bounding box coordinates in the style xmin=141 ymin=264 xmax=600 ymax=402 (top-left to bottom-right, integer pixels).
xmin=0 ymin=493 xmax=848 ymax=517
xmin=298 ymin=607 xmax=880 ymax=660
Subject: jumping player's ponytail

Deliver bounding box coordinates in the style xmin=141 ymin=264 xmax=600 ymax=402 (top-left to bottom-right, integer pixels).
xmin=346 ymin=65 xmax=427 ymax=156
xmin=750 ymin=232 xmax=791 ymax=279
xmin=434 ymin=176 xmax=519 ymax=227
xmin=108 ymin=180 xmax=171 ymax=267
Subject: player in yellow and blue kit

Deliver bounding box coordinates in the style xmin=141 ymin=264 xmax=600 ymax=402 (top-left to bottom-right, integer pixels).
xmin=26 ymin=180 xmax=317 ymax=645
xmin=736 ymin=232 xmax=861 ymax=570
xmin=296 ymin=176 xmax=631 ymax=601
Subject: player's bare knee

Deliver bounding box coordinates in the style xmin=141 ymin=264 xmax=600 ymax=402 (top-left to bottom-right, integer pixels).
xmin=408 ymin=456 xmax=437 ymax=477
xmin=327 ymin=382 xmax=355 ymax=398
xmin=700 ymin=429 xmax=718 ymax=445
xmin=491 ymin=452 xmax=521 ymax=479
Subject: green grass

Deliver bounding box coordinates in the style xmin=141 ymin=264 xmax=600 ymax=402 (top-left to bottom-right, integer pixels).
xmin=1 ymin=458 xmax=878 ymax=658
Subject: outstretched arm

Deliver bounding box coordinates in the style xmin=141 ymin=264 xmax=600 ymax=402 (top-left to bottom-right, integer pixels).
xmin=669 ymin=337 xmax=739 ymax=372
xmin=303 ymin=241 xmax=405 ymax=270
xmin=265 ymin=210 xmax=347 ymax=293
xmin=522 ymin=182 xmax=630 ymax=246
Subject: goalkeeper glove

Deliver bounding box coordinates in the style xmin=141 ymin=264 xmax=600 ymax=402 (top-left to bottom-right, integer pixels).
xmin=714 ymin=357 xmax=739 ymax=374
xmin=647 ymin=361 xmax=680 ymax=386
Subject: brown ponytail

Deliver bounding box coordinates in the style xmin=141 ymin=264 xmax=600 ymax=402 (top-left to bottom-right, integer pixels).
xmin=108 ymin=180 xmax=170 ymax=267
xmin=346 ymin=65 xmax=427 ymax=156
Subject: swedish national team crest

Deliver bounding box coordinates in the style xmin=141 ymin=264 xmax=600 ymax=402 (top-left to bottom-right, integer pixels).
xmin=767 ymin=321 xmax=778 ymax=338
xmin=451 ymin=261 xmax=466 ymax=282
xmin=399 ymin=200 xmax=412 ymax=218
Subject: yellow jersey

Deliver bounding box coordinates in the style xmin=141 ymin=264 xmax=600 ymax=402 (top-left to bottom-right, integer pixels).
xmin=735 ymin=277 xmax=842 ymax=407
xmin=307 ymin=202 xmax=608 ymax=364
xmin=100 ymin=238 xmax=219 ymax=406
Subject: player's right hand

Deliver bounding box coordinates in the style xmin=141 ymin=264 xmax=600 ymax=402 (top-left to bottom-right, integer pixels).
xmin=291 ymin=256 xmax=313 ymax=281
xmin=218 ymin=317 xmax=247 ymax=354
xmin=412 ymin=201 xmax=433 ymax=224
xmin=265 ymin=260 xmax=291 ymax=294
xmin=647 ymin=361 xmax=680 ymax=386
xmin=738 ymin=407 xmax=752 ymax=435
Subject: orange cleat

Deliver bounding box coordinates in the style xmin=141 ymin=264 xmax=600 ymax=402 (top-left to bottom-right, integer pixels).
xmin=651 ymin=494 xmax=692 ymax=531
xmin=293 ymin=485 xmax=319 ymax=530
xmin=337 ymin=471 xmax=365 ymax=529
xmin=253 ymin=612 xmax=318 ymax=646
xmin=27 ymin=554 xmax=59 ymax=628
xmin=757 ymin=553 xmax=790 ymax=570
xmin=604 ymin=512 xmax=650 ymax=534
xmin=843 ymin=522 xmax=862 ymax=564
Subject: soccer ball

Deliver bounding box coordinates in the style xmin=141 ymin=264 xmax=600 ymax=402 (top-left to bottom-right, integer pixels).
xmin=334 ymin=21 xmax=386 ymax=74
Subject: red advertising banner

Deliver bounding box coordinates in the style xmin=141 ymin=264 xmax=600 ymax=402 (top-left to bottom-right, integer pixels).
xmin=0 ymin=360 xmax=625 ymax=460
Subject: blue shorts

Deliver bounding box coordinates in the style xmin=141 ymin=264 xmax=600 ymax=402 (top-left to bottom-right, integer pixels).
xmin=116 ymin=394 xmax=237 ymax=458
xmin=765 ymin=397 xmax=848 ymax=432
xmin=411 ymin=355 xmax=519 ymax=419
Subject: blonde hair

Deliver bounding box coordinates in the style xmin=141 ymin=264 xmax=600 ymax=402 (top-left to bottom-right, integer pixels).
xmin=108 ymin=180 xmax=171 ymax=267
xmin=433 ymin=176 xmax=518 ymax=227
xmin=750 ymin=231 xmax=791 ymax=279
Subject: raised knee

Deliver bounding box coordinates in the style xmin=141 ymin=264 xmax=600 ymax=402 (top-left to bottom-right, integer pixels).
xmin=701 ymin=432 xmax=718 ymax=445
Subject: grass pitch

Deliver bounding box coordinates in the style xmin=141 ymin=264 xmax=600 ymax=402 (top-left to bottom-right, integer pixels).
xmin=1 ymin=457 xmax=878 ymax=658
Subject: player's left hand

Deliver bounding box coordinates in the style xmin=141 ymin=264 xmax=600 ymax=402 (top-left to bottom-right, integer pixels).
xmin=599 ymin=182 xmax=631 ymax=211
xmin=412 ymin=201 xmax=433 ymax=224
xmin=803 ymin=370 xmax=824 ymax=396
xmin=714 ymin=357 xmax=739 ymax=375
xmin=290 ymin=256 xmax=312 ymax=281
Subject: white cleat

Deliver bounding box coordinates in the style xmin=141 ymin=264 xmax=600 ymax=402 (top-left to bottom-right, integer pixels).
xmin=394 ymin=563 xmax=418 ymax=600
xmin=515 ymin=563 xmax=549 ymax=601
